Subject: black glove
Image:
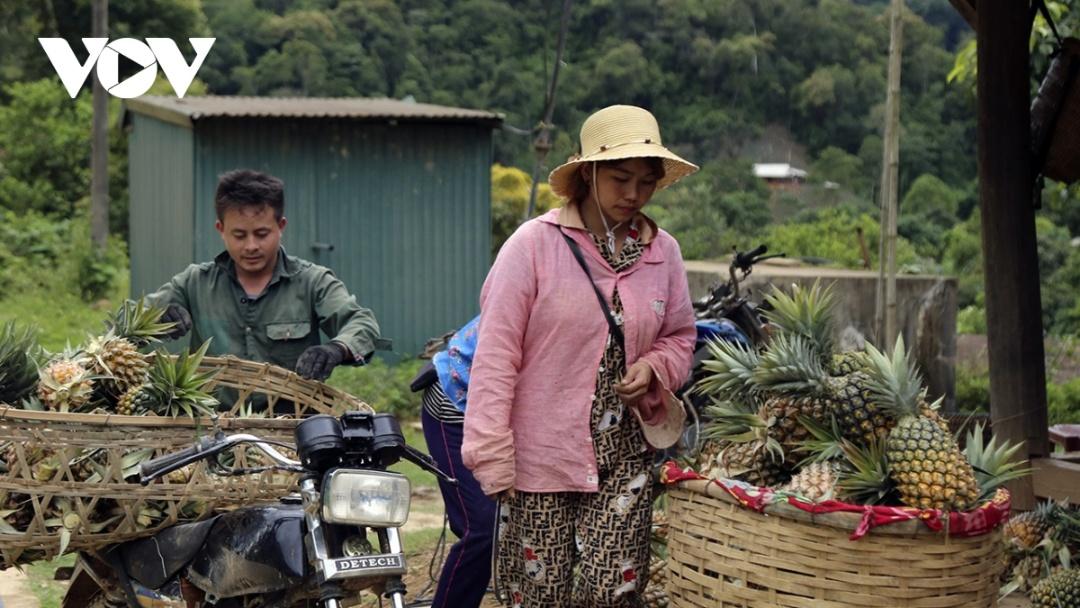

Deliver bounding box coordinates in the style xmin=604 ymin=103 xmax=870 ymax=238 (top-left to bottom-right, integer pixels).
xmin=296 ymin=343 xmax=347 ymax=381
xmin=161 ymin=304 xmax=192 ymax=340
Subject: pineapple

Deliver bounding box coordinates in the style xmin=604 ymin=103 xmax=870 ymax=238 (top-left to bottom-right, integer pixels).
xmin=1031 ymin=569 xmax=1080 ymax=608
xmin=752 ymin=334 xmax=891 ymax=447
xmin=965 ymin=421 xmax=1030 ymax=504
xmin=37 ymin=358 xmax=94 ymax=412
xmin=835 ymin=436 xmax=898 ymax=506
xmin=696 ymin=336 xmax=830 ymax=458
xmin=138 ymin=341 xmax=219 ymax=418
xmin=865 ymin=338 xmax=980 ymax=511
xmin=85 ymin=334 xmax=150 ymax=393
xmin=694 ymin=338 xmax=760 ymax=406
xmin=1005 ymin=501 xmax=1069 ymax=551
xmin=765 ymin=393 xmax=830 ymax=466
xmin=780 ymin=461 xmax=840 ymax=502
xmin=1011 ymin=553 xmax=1047 ymax=591
xmin=642 ymin=556 xmax=669 ymax=607
xmin=116 ymin=384 xmax=143 ymax=415
xmin=762 ymin=280 xmax=838 ymax=366
xmin=0 ymin=321 xmax=41 ymax=405
xmin=108 ymin=297 xmax=175 ymax=346
xmin=830 ymin=350 xmax=868 ymax=377
xmin=918 ymin=395 xmax=951 ymax=434
xmin=701 ymin=400 xmax=790 ymax=487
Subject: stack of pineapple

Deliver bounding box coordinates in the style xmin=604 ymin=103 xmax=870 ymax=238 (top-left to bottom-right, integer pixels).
xmin=28 ymin=298 xmax=219 ymax=418
xmin=689 ymin=281 xmax=1025 ymax=514
xmin=0 ymin=299 xmax=224 ymax=563
xmin=997 ymin=499 xmax=1080 ymax=606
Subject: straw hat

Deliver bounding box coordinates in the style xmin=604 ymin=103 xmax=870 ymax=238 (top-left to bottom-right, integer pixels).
xmin=548 ymin=105 xmax=699 ymax=199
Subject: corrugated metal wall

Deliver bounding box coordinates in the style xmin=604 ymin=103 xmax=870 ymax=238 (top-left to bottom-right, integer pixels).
xmin=186 ymin=119 xmax=492 ymax=356
xmin=128 ymin=114 xmax=195 ymax=299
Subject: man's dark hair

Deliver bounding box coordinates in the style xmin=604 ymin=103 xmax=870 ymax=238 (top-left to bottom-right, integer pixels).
xmin=214 ymin=169 xmax=285 ymax=221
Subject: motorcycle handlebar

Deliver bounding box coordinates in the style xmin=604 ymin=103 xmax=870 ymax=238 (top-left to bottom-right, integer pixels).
xmin=139 ymin=434 xmax=223 ymax=484
xmin=734 ymin=244 xmax=768 ymax=270
xmin=139 ymin=433 xmax=302 ymax=485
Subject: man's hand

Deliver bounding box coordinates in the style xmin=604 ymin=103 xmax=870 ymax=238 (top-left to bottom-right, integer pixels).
xmin=296 ymin=343 xmax=347 ymax=381
xmin=161 ymin=304 xmax=192 ymax=340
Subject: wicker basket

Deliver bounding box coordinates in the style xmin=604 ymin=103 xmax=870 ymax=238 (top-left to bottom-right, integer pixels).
xmin=0 ymin=356 xmax=371 ymax=567
xmin=665 ymin=481 xmax=1004 ymax=608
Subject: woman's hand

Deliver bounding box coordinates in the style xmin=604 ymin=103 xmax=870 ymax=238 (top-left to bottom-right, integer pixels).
xmin=496 ymin=487 xmax=517 ymax=501
xmin=615 ymin=361 xmax=654 ymax=404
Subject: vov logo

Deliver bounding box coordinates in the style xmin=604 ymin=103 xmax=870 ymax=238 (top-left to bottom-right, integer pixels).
xmin=38 ymin=38 xmax=215 ymax=99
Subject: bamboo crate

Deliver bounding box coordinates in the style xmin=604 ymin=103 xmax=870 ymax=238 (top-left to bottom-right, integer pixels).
xmin=665 ymin=481 xmax=1005 ymax=608
xmin=0 ymin=356 xmax=370 ymax=567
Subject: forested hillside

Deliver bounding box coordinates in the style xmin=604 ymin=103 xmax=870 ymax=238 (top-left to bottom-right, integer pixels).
xmin=0 ymin=0 xmax=1078 ymax=335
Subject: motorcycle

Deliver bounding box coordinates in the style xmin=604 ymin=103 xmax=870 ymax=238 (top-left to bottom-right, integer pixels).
xmin=62 ymin=411 xmax=454 ymax=608
xmin=668 ymin=244 xmax=783 ymax=459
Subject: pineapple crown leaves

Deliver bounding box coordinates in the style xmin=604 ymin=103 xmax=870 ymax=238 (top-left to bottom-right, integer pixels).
xmin=762 ymin=280 xmax=838 ymax=361
xmin=143 ymin=340 xmax=220 ymax=418
xmin=964 ymin=422 xmax=1031 ymax=502
xmin=701 ymin=400 xmax=770 ymax=443
xmin=694 ymin=337 xmax=760 ymax=401
xmin=862 ymin=336 xmax=923 ymax=420
xmin=794 ymin=414 xmax=846 ymax=466
xmin=835 ymin=436 xmax=897 ymax=505
xmin=703 ymin=401 xmax=785 ymax=464
xmin=108 ymin=297 xmax=173 ymax=346
xmin=751 ymin=333 xmax=830 ymax=395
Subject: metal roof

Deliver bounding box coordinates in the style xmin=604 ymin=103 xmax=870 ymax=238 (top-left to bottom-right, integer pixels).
xmin=124 ymin=95 xmax=504 ymax=129
xmin=753 ymin=163 xmax=808 ymax=180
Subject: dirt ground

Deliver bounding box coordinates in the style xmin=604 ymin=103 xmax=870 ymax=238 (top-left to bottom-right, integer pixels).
xmin=0 ymin=568 xmax=39 ymax=608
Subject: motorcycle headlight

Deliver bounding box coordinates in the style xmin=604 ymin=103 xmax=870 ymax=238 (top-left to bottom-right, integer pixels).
xmin=322 ymin=469 xmax=411 ymax=527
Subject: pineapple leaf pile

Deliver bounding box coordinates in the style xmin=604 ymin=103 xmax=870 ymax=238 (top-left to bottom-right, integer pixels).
xmin=692 ymin=280 xmax=1026 ymax=513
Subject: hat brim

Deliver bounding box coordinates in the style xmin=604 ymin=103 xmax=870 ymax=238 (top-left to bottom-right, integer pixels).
xmin=548 ymin=143 xmax=699 ymax=199
xmin=630 ymin=389 xmax=687 ymax=450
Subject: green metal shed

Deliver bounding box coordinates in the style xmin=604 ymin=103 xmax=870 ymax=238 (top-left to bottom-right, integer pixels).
xmin=122 ymin=95 xmax=502 ymax=357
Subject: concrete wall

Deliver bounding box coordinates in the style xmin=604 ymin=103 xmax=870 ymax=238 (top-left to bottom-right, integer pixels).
xmin=685 ymin=260 xmax=959 ymax=410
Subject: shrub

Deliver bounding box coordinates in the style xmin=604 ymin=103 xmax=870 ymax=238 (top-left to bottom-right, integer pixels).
xmin=954 ymin=364 xmax=990 ymax=413
xmin=1048 ymin=377 xmax=1080 ymax=425
xmin=328 ymin=358 xmax=425 ymax=420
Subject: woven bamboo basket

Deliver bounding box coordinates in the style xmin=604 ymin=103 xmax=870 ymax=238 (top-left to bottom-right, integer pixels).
xmin=665 ymin=481 xmax=1004 ymax=608
xmin=0 ymin=356 xmax=371 ymax=567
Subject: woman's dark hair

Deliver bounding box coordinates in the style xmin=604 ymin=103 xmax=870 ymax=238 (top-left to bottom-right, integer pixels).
xmin=214 ymin=169 xmax=285 ymax=221
xmin=568 ymin=157 xmax=666 ymax=203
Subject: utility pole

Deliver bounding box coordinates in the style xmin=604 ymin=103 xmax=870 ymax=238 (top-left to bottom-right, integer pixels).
xmin=875 ymin=0 xmax=904 ymax=350
xmin=525 ymin=0 xmax=572 ymax=222
xmin=90 ymin=0 xmax=109 ymax=252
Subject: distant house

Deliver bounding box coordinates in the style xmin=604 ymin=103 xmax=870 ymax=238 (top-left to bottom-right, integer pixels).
xmin=753 ymin=163 xmax=808 ymax=192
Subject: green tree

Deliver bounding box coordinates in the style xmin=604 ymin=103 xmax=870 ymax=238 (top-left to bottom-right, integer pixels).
xmin=649 ymin=182 xmax=733 ymax=261
xmin=490 ymin=164 xmax=557 ymax=256
xmin=811 ymin=146 xmax=867 ymax=194
xmin=764 ymin=207 xmax=920 ymax=269
xmin=0 ymin=80 xmax=91 ymax=217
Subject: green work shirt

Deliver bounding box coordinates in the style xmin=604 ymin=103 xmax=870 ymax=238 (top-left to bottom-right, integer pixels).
xmin=147 ymin=250 xmax=382 ymax=372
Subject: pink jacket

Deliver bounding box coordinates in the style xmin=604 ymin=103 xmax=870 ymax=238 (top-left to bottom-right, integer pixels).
xmin=461 ymin=204 xmax=696 ymax=495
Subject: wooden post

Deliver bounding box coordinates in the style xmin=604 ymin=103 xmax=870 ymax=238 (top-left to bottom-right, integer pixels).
xmin=978 ymin=3 xmax=1048 ymax=511
xmin=876 ymin=0 xmax=904 ymax=350
xmin=525 ymin=0 xmax=573 ymax=221
xmin=90 ymin=0 xmax=109 ymax=252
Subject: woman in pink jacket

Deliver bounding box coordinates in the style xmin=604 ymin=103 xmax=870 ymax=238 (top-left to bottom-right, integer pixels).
xmin=462 ymin=105 xmax=698 ymax=607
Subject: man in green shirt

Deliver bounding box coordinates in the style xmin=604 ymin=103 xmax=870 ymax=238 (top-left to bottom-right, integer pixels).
xmin=148 ymin=169 xmax=381 ymax=381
